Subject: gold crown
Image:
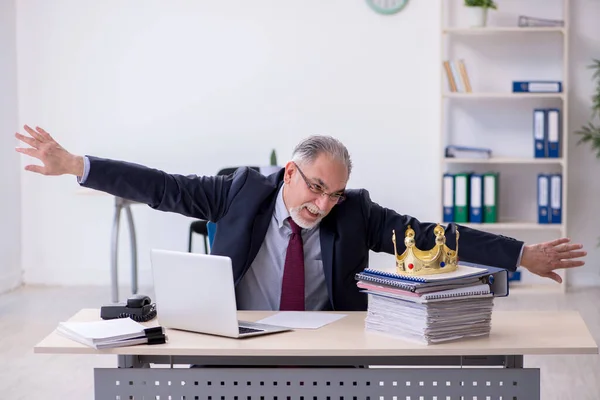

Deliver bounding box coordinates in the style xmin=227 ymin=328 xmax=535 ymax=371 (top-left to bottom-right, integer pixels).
xmin=392 ymin=224 xmax=460 ymax=276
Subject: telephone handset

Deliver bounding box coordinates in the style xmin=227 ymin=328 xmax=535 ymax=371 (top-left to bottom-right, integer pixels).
xmin=100 ymin=294 xmax=157 ymax=322
xmin=127 ymin=294 xmax=152 ymax=308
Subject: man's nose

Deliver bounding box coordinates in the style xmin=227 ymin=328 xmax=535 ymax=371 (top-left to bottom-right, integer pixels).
xmin=314 ymin=194 xmax=330 ymax=211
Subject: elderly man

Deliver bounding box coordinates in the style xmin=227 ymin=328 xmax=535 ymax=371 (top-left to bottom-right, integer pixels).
xmin=15 ymin=125 xmax=586 ymax=312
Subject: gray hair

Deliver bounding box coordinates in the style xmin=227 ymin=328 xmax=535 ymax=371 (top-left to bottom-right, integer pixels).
xmin=291 ymin=135 xmax=353 ymax=176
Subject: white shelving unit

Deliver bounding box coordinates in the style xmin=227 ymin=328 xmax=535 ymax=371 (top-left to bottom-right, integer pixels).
xmin=443 ymin=27 xmax=566 ymax=34
xmin=444 ymin=158 xmax=564 ymax=165
xmin=443 ymin=92 xmax=565 ymax=99
xmin=459 ymin=222 xmax=564 ymax=232
xmin=440 ymin=1 xmax=570 ymax=292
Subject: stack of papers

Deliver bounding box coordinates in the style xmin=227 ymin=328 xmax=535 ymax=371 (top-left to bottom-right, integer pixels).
xmin=57 ymin=318 xmax=166 ymax=349
xmin=356 ymin=264 xmax=497 ymax=345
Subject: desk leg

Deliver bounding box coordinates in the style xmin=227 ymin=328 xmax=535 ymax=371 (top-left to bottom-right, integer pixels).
xmin=506 ymin=355 xmax=524 ymax=368
xmin=110 ymin=197 xmax=139 ymax=303
xmin=117 ymin=355 xmax=148 ymax=369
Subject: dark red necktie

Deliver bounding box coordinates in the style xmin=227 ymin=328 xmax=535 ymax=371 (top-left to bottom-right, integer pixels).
xmin=279 ymin=217 xmax=305 ymax=311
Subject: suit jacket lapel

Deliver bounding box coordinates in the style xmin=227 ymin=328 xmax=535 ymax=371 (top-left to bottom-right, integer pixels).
xmin=319 ymin=216 xmax=336 ymax=310
xmin=242 ymin=183 xmax=282 ymax=281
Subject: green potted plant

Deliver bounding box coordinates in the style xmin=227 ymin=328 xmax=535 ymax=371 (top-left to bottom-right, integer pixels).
xmin=261 ymin=148 xmax=280 ymax=175
xmin=575 ymin=59 xmax=600 ymax=160
xmin=464 ymin=0 xmax=498 ymax=27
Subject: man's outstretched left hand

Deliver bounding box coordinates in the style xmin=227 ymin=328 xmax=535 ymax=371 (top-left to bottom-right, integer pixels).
xmin=520 ymin=237 xmax=586 ymax=283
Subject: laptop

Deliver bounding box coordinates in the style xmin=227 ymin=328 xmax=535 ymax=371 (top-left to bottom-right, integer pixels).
xmin=150 ymin=249 xmax=292 ymax=338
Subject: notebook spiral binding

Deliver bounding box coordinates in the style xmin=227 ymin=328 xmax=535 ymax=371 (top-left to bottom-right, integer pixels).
xmin=424 ymin=289 xmax=490 ymax=300
xmin=362 ymin=268 xmax=429 ymax=282
xmin=355 ymin=273 xmax=416 ymax=292
xmin=118 ymin=303 xmax=157 ymax=322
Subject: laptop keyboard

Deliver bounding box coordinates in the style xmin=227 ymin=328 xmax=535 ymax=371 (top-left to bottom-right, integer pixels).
xmin=239 ymin=326 xmax=265 ymax=334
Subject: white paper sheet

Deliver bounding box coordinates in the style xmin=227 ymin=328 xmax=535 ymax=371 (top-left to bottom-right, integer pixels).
xmin=256 ymin=312 xmax=347 ymax=329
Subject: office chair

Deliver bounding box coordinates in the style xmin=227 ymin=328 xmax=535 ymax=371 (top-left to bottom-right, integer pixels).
xmin=187 ymin=166 xmax=261 ymax=254
xmin=188 ymin=219 xmax=209 ymax=254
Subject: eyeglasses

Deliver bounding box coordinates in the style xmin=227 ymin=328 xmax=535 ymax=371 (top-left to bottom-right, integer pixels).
xmin=293 ymin=162 xmax=346 ymax=204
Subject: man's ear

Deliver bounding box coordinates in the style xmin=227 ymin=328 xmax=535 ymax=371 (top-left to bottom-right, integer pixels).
xmin=283 ymin=161 xmax=296 ymax=184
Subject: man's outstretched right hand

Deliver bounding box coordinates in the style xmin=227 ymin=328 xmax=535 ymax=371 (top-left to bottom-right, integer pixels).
xmin=15 ymin=125 xmax=84 ymax=177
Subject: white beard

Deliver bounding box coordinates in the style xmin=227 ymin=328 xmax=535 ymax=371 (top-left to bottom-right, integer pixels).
xmin=289 ymin=202 xmax=325 ymax=229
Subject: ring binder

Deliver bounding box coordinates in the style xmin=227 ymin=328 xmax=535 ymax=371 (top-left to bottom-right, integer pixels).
xmin=420 ymin=283 xmax=491 ymax=301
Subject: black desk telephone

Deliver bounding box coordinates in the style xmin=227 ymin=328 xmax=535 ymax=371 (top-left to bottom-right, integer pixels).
xmin=100 ymin=294 xmax=157 ymax=322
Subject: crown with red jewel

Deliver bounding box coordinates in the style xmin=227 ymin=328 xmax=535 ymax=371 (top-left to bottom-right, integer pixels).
xmin=392 ymin=224 xmax=459 ymax=276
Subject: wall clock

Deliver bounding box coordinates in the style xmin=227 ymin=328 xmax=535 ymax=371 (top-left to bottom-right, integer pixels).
xmin=366 ymin=0 xmax=409 ymax=15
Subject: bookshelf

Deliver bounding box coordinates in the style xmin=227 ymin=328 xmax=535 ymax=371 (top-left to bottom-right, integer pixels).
xmin=460 ymin=222 xmax=564 ymax=232
xmin=443 ymin=27 xmax=566 ymax=35
xmin=444 ymin=157 xmax=564 ymax=165
xmin=443 ymin=92 xmax=565 ymax=99
xmin=440 ymin=0 xmax=569 ymax=292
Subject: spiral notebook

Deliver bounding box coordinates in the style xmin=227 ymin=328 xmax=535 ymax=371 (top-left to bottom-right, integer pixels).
xmin=356 ymin=262 xmax=509 ymax=297
xmin=359 ymin=282 xmax=492 ymax=304
xmin=362 ymin=264 xmax=488 ymax=283
xmin=356 ymin=272 xmax=421 ymax=292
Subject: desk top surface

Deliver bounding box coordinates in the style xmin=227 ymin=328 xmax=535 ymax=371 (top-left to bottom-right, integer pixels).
xmin=34 ymin=309 xmax=598 ymax=357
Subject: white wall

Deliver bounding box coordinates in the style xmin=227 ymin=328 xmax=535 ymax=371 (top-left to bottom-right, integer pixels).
xmin=15 ymin=0 xmax=441 ymax=289
xmin=0 ymin=0 xmax=22 ymax=294
xmin=14 ymin=0 xmax=600 ymax=290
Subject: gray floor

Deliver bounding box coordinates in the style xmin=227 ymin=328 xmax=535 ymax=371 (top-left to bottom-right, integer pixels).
xmin=0 ymin=284 xmax=599 ymax=399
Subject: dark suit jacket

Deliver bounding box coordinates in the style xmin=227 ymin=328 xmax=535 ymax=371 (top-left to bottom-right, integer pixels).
xmin=82 ymin=156 xmax=523 ymax=311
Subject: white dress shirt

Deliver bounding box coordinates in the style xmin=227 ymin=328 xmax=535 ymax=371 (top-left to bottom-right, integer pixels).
xmin=235 ymin=183 xmax=330 ymax=311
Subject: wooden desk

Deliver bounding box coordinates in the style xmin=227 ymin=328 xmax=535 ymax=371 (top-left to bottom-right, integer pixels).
xmin=35 ymin=309 xmax=598 ymax=400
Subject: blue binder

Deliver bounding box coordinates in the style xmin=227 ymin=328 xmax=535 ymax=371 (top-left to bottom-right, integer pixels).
xmin=550 ymin=174 xmax=562 ymax=224
xmin=533 ymin=108 xmax=547 ymax=158
xmin=442 ymin=173 xmax=454 ymax=223
xmin=469 ymin=173 xmax=483 ymax=223
xmin=513 ymin=81 xmax=562 ymax=93
xmin=508 ymin=270 xmax=522 ymax=282
xmin=547 ymin=109 xmax=561 ymax=158
xmin=537 ymin=174 xmax=550 ymax=224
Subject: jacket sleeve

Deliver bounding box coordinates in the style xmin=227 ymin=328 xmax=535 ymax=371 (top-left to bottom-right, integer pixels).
xmin=359 ymin=189 xmax=523 ymax=271
xmin=80 ymin=155 xmax=248 ymax=221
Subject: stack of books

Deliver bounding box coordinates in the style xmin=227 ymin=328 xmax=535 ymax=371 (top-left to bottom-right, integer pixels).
xmin=443 ymin=59 xmax=472 ymax=93
xmin=57 ymin=317 xmax=167 ymax=349
xmin=356 ymin=263 xmax=506 ymax=345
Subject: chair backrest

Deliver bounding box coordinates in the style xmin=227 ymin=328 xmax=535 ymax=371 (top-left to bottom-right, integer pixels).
xmin=207 ymin=222 xmax=217 ymax=249
xmin=207 ymin=166 xmax=261 ymax=249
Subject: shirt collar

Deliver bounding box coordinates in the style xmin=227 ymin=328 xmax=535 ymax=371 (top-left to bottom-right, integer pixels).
xmin=274 ymin=183 xmax=291 ymax=230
